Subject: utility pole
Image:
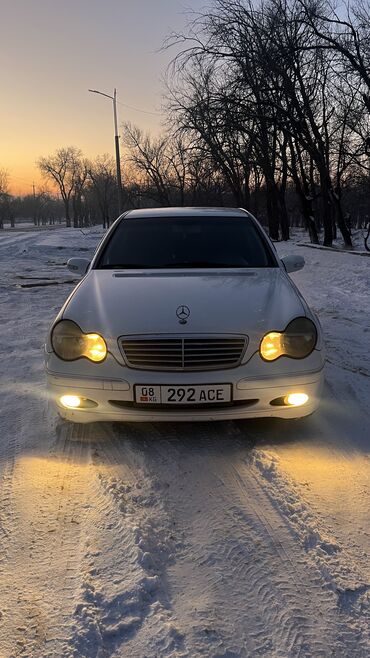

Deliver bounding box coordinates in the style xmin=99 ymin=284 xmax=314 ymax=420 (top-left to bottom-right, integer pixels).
xmin=88 ymin=87 xmax=123 ymax=215
xmin=113 ymin=89 xmax=123 ymax=214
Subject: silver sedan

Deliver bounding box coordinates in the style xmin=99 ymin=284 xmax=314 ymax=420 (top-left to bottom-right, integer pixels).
xmin=45 ymin=207 xmax=325 ymax=423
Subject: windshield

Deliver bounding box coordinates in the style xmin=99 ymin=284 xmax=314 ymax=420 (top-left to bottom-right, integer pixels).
xmin=96 ymin=216 xmax=278 ymax=269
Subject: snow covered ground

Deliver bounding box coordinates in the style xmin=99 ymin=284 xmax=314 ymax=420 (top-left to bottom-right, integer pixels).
xmin=0 ymin=224 xmax=369 ymax=658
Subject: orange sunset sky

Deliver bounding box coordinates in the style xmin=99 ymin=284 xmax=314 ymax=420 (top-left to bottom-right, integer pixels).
xmin=0 ymin=0 xmax=201 ymax=196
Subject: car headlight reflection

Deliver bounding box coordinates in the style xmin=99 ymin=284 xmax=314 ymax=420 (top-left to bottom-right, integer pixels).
xmin=260 ymin=317 xmax=317 ymax=361
xmin=51 ymin=320 xmax=107 ymax=362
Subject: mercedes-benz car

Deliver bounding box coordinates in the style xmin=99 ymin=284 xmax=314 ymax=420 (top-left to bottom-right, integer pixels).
xmin=45 ymin=207 xmax=325 ymax=423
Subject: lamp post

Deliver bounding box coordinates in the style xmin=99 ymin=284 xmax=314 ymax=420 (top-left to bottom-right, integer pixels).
xmin=88 ymin=88 xmax=123 ymax=214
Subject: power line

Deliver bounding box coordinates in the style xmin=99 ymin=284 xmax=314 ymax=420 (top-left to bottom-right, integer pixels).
xmin=89 ymin=87 xmax=162 ymax=116
xmin=116 ymin=100 xmax=163 ymax=116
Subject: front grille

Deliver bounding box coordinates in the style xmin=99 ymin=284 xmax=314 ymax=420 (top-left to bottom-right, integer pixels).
xmin=119 ymin=335 xmax=247 ymax=371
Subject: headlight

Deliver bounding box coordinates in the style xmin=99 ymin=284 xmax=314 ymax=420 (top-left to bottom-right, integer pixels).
xmin=260 ymin=317 xmax=317 ymax=361
xmin=51 ymin=320 xmax=107 ymax=362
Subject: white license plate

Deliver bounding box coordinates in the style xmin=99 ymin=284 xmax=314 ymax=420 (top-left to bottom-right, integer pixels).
xmin=134 ymin=384 xmax=231 ymax=405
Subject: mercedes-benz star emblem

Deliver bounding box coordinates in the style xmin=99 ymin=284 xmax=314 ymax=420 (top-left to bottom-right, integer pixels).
xmin=176 ymin=305 xmax=190 ymax=324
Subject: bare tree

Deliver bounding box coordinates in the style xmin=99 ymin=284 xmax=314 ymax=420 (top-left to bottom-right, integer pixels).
xmin=123 ymin=124 xmax=173 ymax=206
xmin=167 ymin=61 xmax=257 ymax=211
xmin=166 ymin=1 xmax=296 ymax=238
xmin=38 ymin=146 xmax=83 ymax=227
xmin=300 ymin=0 xmax=370 ymax=111
xmin=88 ymin=154 xmax=117 ymax=228
xmin=71 ymin=159 xmax=89 ymax=228
xmin=165 ymin=0 xmax=364 ymax=245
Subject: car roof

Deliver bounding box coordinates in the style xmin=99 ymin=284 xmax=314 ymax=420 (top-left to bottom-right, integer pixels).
xmin=123 ymin=207 xmax=251 ymax=219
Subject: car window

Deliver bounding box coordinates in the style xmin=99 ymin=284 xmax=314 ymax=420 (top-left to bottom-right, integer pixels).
xmin=96 ymin=216 xmax=278 ymax=269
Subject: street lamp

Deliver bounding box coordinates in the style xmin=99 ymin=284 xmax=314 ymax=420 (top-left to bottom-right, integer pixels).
xmin=88 ymin=88 xmax=123 ymax=214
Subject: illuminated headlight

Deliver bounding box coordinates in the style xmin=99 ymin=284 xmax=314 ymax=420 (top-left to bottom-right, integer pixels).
xmin=59 ymin=394 xmax=97 ymax=409
xmin=285 ymin=393 xmax=309 ymax=406
xmin=260 ymin=317 xmax=317 ymax=361
xmin=51 ymin=320 xmax=107 ymax=362
xmin=60 ymin=394 xmax=81 ymax=408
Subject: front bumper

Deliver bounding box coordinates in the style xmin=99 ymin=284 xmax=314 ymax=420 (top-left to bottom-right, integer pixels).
xmin=46 ymin=351 xmax=325 ymax=423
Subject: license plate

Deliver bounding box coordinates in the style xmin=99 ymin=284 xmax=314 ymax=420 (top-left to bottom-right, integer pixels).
xmin=134 ymin=384 xmax=231 ymax=405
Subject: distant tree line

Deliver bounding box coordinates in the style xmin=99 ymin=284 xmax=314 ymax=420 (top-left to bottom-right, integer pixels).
xmin=0 ymin=152 xmax=120 ymax=230
xmin=0 ymin=169 xmax=66 ymax=228
xmin=1 ymin=0 xmax=370 ymax=246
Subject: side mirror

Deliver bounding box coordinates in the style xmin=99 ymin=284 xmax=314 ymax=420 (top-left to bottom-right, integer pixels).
xmin=281 ymin=254 xmax=305 ymax=273
xmin=67 ymin=257 xmax=91 ymax=276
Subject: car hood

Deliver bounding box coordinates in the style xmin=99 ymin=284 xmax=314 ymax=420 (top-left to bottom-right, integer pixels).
xmin=62 ymin=268 xmax=306 ymax=352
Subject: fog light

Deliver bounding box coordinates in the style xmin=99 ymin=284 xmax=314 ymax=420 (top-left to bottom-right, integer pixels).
xmin=60 ymin=394 xmax=81 ymax=408
xmin=285 ymin=393 xmax=309 ymax=407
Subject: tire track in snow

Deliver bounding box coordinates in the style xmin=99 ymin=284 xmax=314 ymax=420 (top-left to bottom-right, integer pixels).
xmin=66 ymin=423 xmax=188 ymax=658
xmin=120 ymin=421 xmax=348 ymax=658
xmin=242 ymin=379 xmax=370 ymax=656
xmin=248 ymin=446 xmax=370 ymax=656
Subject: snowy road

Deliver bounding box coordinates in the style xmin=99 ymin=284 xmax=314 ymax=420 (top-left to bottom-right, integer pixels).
xmin=0 ymin=228 xmax=369 ymax=657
